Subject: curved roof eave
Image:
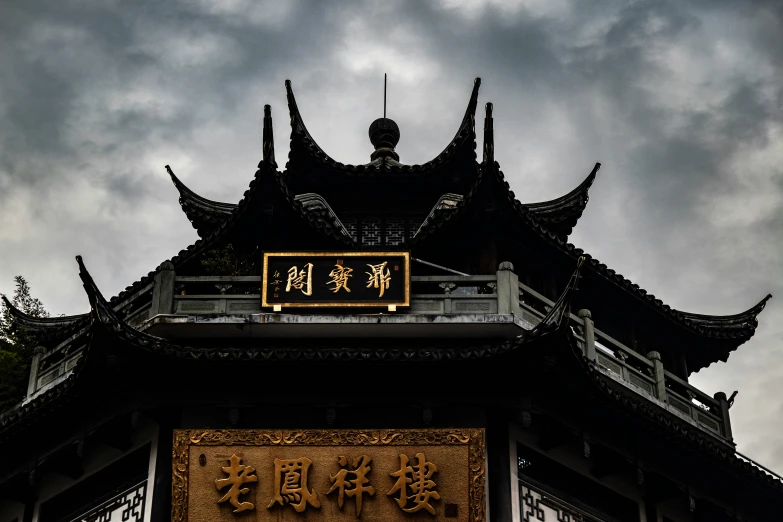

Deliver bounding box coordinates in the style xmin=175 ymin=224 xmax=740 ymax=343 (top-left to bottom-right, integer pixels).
xmin=166 ymin=165 xmax=237 ymax=236
xmin=411 ymin=101 xmax=492 ymax=244
xmin=491 ymin=162 xmax=772 ymax=345
xmin=109 ymin=105 xmax=355 ymax=306
xmin=1 ymin=295 xmax=88 ymax=330
xmin=564 ymin=330 xmax=783 ymax=495
xmin=675 ymin=294 xmax=772 ymax=334
xmin=521 ymin=163 xmax=600 ymax=239
xmin=284 ymin=78 xmax=481 ymax=176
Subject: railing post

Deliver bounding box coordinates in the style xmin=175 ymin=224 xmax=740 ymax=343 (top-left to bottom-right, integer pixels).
xmin=713 ymin=392 xmax=734 ymax=441
xmin=496 ymin=262 xmax=521 ymax=316
xmin=646 ymin=351 xmax=667 ymax=401
xmin=27 ymin=346 xmax=45 ymax=396
xmin=150 ymin=261 xmax=176 ymax=318
xmin=577 ymin=309 xmax=596 ymax=361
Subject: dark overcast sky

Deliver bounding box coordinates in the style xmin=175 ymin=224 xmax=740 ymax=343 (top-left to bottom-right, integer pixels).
xmin=1 ymin=0 xmax=781 ymax=471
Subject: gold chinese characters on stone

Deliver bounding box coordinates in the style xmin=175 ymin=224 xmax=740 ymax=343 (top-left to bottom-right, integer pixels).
xmin=268 ymin=457 xmax=321 ymax=512
xmin=173 ymin=429 xmax=484 ymax=522
xmin=388 ymin=453 xmax=440 ymax=514
xmin=327 ymin=455 xmax=376 ymax=516
xmin=215 ymin=454 xmax=258 ymax=513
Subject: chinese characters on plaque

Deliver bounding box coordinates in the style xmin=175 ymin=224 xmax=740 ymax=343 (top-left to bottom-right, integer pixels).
xmin=262 ymin=252 xmax=409 ymax=308
xmin=175 ymin=429 xmax=484 ymax=522
xmin=214 ymin=452 xmax=440 ymax=517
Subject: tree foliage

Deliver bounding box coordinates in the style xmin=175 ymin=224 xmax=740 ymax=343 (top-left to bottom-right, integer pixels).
xmin=201 ymin=244 xmax=257 ymax=276
xmin=0 ymin=276 xmax=49 ymax=411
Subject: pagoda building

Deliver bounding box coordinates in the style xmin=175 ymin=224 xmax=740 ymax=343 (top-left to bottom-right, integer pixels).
xmin=0 ymin=78 xmax=779 ymax=522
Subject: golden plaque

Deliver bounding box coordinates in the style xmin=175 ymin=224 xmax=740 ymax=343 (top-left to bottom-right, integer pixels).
xmin=173 ymin=429 xmax=485 ymax=522
xmin=261 ymin=252 xmax=411 ymax=308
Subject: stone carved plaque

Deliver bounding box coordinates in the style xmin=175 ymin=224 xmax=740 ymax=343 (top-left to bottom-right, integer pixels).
xmin=173 ymin=429 xmax=485 ymax=522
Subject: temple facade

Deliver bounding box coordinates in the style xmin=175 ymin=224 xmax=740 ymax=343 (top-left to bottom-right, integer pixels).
xmin=0 ymin=78 xmax=780 ymax=522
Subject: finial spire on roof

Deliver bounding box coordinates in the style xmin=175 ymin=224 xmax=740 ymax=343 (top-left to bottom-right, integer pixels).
xmin=369 ymin=74 xmax=400 ymax=162
xmin=263 ymin=104 xmax=275 ymax=166
xmin=483 ymin=102 xmax=494 ymax=165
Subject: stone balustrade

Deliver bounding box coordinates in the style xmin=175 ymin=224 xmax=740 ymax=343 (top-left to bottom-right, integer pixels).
xmin=23 ymin=261 xmax=733 ymax=446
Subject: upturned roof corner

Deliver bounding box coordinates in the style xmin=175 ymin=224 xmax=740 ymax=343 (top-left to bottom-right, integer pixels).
xmin=166 ymin=165 xmax=238 ymax=237
xmin=1 ymin=294 xmax=88 ymax=342
xmin=521 ymin=162 xmax=600 ymax=239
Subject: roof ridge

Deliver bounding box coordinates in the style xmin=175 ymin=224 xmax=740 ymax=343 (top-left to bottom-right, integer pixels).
xmin=284 ymin=78 xmax=480 ymax=175
xmin=500 ymin=168 xmax=770 ymax=344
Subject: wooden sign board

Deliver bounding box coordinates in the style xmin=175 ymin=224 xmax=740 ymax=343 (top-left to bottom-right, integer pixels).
xmin=261 ymin=252 xmax=410 ymax=308
xmin=172 ymin=429 xmax=485 ymax=522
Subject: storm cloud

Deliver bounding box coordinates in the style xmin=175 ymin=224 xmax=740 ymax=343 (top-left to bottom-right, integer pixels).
xmin=1 ymin=0 xmax=782 ymax=469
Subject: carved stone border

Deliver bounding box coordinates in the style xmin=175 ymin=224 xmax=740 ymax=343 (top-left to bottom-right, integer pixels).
xmin=172 ymin=428 xmax=485 ymax=522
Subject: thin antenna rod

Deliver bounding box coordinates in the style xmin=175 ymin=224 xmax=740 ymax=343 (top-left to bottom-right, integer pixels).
xmin=384 ymin=73 xmax=387 ymax=119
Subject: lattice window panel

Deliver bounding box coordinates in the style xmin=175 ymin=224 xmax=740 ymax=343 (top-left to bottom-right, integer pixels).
xmin=386 ymin=218 xmax=406 ymax=246
xmin=519 ymin=481 xmax=603 ymax=522
xmin=69 ymin=481 xmax=147 ymax=522
xmin=362 ymin=219 xmax=382 ymax=246
xmin=342 ymin=218 xmax=358 ymax=242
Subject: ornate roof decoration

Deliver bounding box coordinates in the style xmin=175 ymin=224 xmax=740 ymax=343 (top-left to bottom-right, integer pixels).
xmin=369 ymin=117 xmax=401 ymax=162
xmin=520 ymin=163 xmax=600 ymax=239
xmin=166 ymin=165 xmax=237 ymax=237
xmin=284 ymin=78 xmax=480 ymax=176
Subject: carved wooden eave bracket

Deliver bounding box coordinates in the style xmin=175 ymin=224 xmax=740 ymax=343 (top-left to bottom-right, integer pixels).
xmin=284 ymin=78 xmax=480 ymax=178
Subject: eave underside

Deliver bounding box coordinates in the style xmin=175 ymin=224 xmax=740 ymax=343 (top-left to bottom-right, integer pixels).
xmin=1 ymin=261 xmax=780 ymax=515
